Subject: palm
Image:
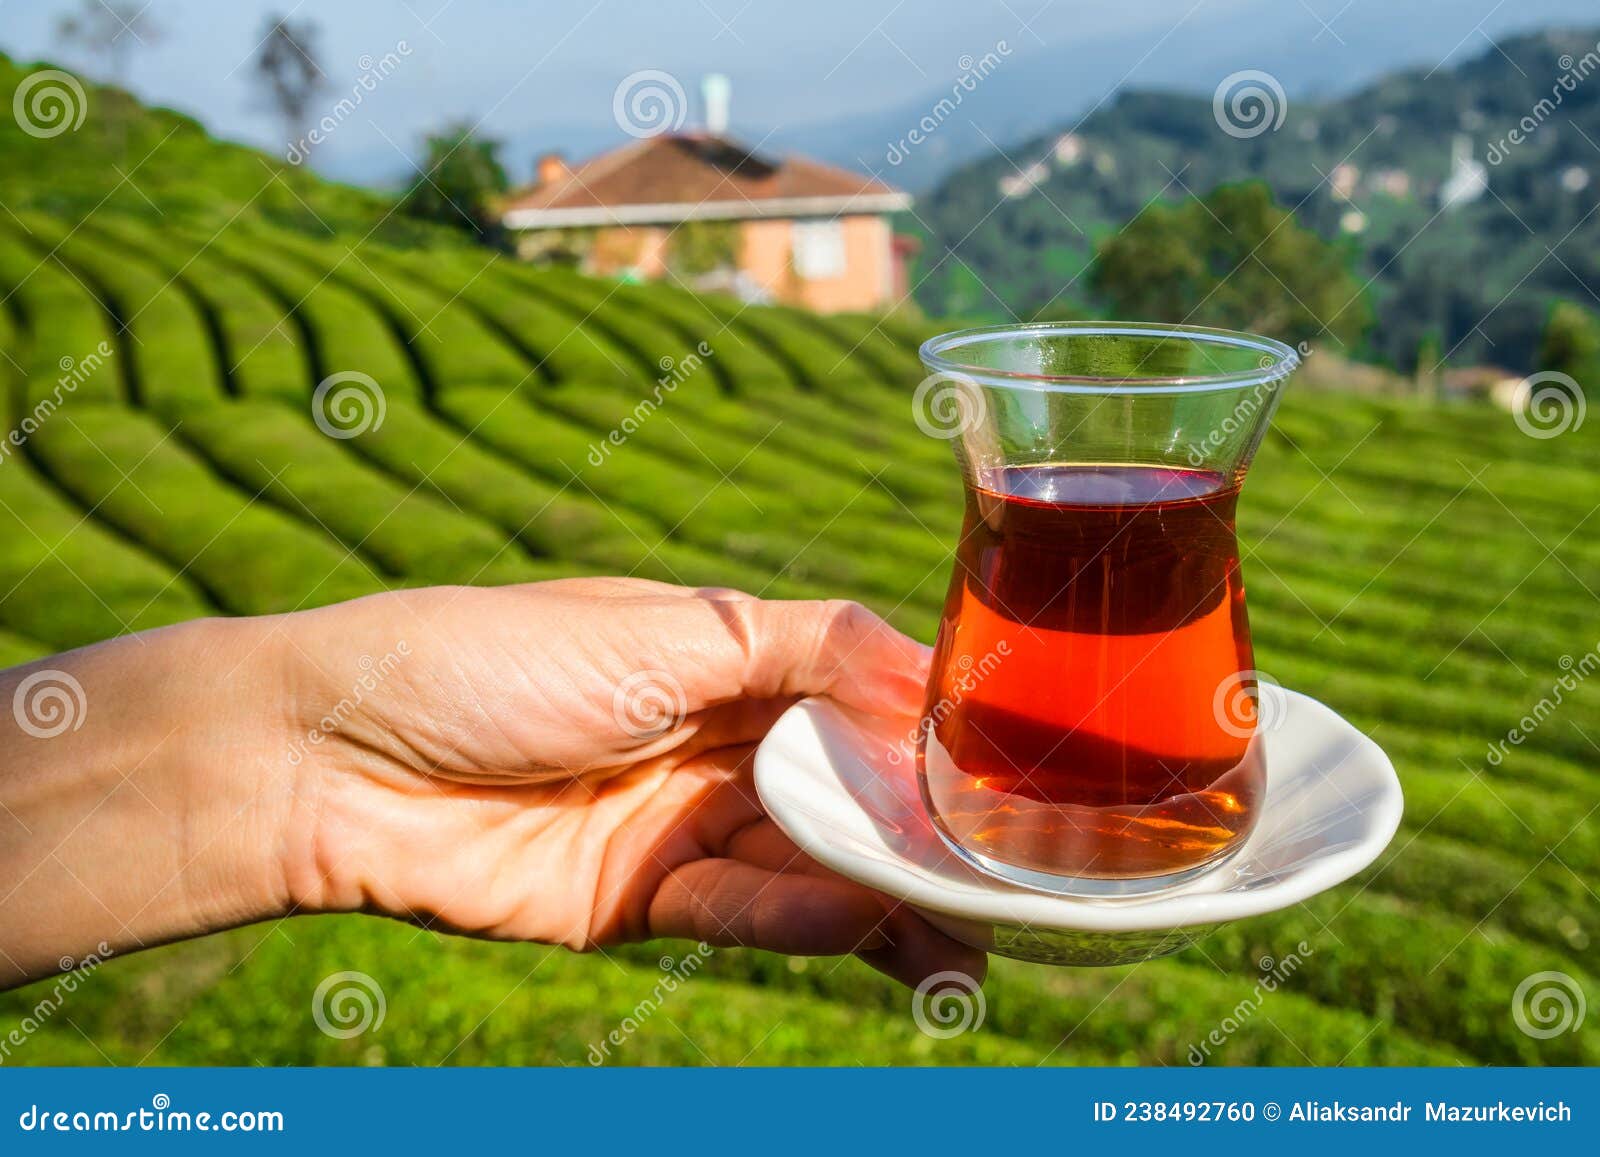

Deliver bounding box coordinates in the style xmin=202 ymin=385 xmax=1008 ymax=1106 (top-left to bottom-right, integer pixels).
xmin=280 ymin=579 xmax=984 ymax=988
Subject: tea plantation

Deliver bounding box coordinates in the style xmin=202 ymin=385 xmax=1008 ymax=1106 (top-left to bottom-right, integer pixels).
xmin=0 ymin=57 xmax=1596 ymax=1066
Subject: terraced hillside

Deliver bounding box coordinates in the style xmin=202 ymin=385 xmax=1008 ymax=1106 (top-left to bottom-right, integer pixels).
xmin=0 ymin=64 xmax=1596 ymax=1067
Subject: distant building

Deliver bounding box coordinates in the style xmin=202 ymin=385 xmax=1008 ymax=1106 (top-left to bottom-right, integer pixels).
xmin=998 ymin=160 xmax=1049 ymax=199
xmin=1053 ymin=133 xmax=1084 ymax=165
xmin=1439 ymin=135 xmax=1487 ymax=209
xmin=1330 ymin=163 xmax=1361 ymax=201
xmin=499 ymin=128 xmax=912 ymax=312
xmin=1370 ymin=168 xmax=1411 ymax=198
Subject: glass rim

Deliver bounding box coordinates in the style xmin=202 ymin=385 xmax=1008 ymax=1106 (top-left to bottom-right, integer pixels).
xmin=918 ymin=321 xmax=1300 ymax=396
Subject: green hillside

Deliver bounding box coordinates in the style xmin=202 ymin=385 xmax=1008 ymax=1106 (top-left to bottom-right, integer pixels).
xmin=915 ymin=26 xmax=1600 ymax=372
xmin=0 ymin=56 xmax=1596 ymax=1067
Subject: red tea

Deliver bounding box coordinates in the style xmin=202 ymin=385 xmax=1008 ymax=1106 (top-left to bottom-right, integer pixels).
xmin=918 ymin=463 xmax=1265 ymax=882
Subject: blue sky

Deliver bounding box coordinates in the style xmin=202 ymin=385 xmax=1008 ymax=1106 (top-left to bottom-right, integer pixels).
xmin=2 ymin=0 xmax=1596 ymax=186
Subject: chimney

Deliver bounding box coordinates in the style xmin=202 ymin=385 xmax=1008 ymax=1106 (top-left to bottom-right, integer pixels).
xmin=702 ymin=74 xmax=730 ymax=136
xmin=536 ymin=152 xmax=569 ymax=187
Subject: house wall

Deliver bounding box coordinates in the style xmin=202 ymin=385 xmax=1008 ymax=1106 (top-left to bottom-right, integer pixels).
xmin=514 ymin=214 xmax=899 ymax=311
xmin=739 ymin=215 xmax=894 ymax=312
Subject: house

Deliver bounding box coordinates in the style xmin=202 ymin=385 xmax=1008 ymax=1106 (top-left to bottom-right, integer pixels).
xmin=499 ymin=133 xmax=913 ymax=313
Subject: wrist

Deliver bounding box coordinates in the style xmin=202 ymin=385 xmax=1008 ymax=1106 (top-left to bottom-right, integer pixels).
xmin=0 ymin=616 xmax=297 ymax=987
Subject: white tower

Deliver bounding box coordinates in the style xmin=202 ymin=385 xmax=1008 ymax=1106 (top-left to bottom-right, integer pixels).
xmin=703 ymin=74 xmax=731 ymax=136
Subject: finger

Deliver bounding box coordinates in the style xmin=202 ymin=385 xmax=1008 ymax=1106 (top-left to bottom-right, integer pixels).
xmin=667 ymin=697 xmax=802 ymax=762
xmin=717 ymin=597 xmax=932 ymax=718
xmin=722 ymin=816 xmax=809 ymax=870
xmin=647 ymin=859 xmax=891 ymax=956
xmin=689 ymin=823 xmax=990 ymax=992
xmin=857 ymin=902 xmax=989 ymax=991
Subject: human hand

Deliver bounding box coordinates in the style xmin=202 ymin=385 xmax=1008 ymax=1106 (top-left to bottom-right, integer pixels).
xmin=0 ymin=580 xmax=986 ymax=991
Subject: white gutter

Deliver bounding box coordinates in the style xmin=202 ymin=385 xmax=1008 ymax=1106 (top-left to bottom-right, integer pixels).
xmin=502 ymin=191 xmax=913 ymax=230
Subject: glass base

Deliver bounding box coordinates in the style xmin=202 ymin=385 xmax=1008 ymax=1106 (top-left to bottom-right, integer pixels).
xmin=930 ymin=823 xmax=1246 ymax=899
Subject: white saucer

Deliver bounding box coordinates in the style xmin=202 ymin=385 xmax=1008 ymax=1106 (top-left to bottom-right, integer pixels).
xmin=753 ymin=691 xmax=1403 ymax=965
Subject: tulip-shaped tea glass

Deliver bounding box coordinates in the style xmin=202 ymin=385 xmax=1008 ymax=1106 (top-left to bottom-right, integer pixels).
xmin=915 ymin=322 xmax=1298 ymax=897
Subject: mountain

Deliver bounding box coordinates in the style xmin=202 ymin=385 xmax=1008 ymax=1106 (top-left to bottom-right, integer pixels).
xmin=770 ymin=0 xmax=1600 ymax=191
xmin=911 ymin=26 xmax=1600 ymax=372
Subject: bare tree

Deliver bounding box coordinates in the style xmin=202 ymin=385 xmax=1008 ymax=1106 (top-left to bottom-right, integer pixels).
xmin=254 ymin=14 xmax=327 ymax=161
xmin=55 ymin=0 xmax=161 ymax=152
xmin=56 ymin=0 xmax=160 ymax=87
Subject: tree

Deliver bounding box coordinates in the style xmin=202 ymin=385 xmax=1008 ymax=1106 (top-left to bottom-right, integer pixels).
xmin=55 ymin=0 xmax=160 ymax=151
xmin=56 ymin=0 xmax=159 ymax=84
xmin=1090 ymin=182 xmax=1370 ymax=352
xmin=254 ymin=14 xmax=326 ymax=160
xmin=400 ymin=124 xmax=510 ymax=241
xmin=1538 ymin=301 xmax=1600 ymax=386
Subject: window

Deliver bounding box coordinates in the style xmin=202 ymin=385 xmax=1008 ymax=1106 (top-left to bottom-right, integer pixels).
xmin=791 ymin=219 xmax=846 ymax=279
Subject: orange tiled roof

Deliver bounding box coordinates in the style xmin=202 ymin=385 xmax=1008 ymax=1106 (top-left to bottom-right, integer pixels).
xmin=501 ymin=134 xmax=910 ymax=227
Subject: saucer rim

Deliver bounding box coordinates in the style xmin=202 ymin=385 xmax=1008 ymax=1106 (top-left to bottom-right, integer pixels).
xmin=753 ymin=690 xmax=1404 ymax=934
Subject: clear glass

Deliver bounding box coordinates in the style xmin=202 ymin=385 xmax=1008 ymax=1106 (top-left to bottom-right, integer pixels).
xmin=914 ymin=322 xmax=1298 ymax=897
